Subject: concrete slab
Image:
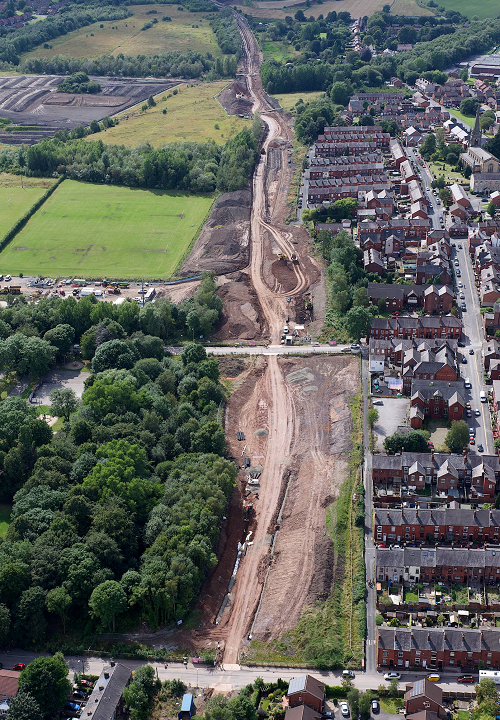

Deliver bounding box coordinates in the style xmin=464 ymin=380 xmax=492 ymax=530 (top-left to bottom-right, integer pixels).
xmin=373 ymin=397 xmax=411 ymax=451
xmin=33 ymin=368 xmax=87 ymax=404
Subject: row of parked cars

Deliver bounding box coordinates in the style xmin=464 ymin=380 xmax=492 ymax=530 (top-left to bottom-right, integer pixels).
xmin=63 ymin=678 xmax=95 ymax=718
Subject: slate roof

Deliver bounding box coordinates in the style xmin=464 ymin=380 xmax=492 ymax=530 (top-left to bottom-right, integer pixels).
xmin=285 ymin=707 xmax=322 ymax=720
xmin=85 ymin=664 xmax=132 ymax=720
xmin=405 ymin=679 xmax=443 ymax=705
xmin=0 ymin=670 xmax=20 ymax=700
xmin=287 ymin=675 xmax=325 ymax=700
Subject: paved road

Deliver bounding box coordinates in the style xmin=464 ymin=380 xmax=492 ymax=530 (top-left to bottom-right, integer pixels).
xmin=362 ymin=358 xmax=376 ymax=674
xmin=205 ymin=344 xmax=352 ymax=355
xmin=0 ymin=650 xmax=479 ymax=693
xmin=405 ymin=147 xmax=441 ymax=230
xmin=453 ymin=242 xmax=493 ymax=455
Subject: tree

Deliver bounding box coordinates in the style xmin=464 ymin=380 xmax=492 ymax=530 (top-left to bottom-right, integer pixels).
xmin=43 ymin=324 xmax=74 ymax=357
xmin=359 ymin=691 xmax=374 ymax=720
xmin=46 ymin=586 xmax=72 ymax=635
xmin=460 ymin=97 xmax=479 ymax=117
xmin=181 ymin=342 xmax=207 ymax=366
xmin=344 ymin=306 xmax=372 ymax=340
xmin=487 ymin=201 xmax=496 ymax=217
xmin=49 ymin=388 xmax=79 ymax=421
xmin=445 ymin=420 xmax=470 ymax=453
xmin=18 ymin=653 xmax=71 ymax=717
xmin=147 ymin=94 xmax=156 ymax=107
xmin=0 ymin=603 xmax=10 ymax=646
xmin=330 ymin=81 xmax=350 ymax=106
xmin=384 ymin=430 xmax=429 ymax=454
xmin=123 ymin=665 xmax=161 ymax=720
xmin=420 ymin=133 xmax=436 ymax=158
xmin=89 ymin=580 xmax=127 ymax=631
xmin=388 ymin=678 xmax=399 ymax=697
xmin=367 ymin=408 xmax=379 ymax=426
xmin=7 ymin=691 xmax=43 ymax=720
xmin=347 ymin=688 xmax=360 ymax=717
xmin=91 ymin=339 xmax=138 ymax=373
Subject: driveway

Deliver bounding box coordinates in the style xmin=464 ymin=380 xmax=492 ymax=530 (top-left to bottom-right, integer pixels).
xmin=33 ymin=368 xmax=87 ymax=404
xmin=373 ymin=398 xmax=410 ymax=451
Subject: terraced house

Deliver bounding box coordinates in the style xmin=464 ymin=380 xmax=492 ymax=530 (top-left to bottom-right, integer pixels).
xmin=374 ymin=507 xmax=500 ymax=544
xmin=377 ymin=627 xmax=500 ymax=670
xmin=371 ymin=451 xmax=500 ymax=499
xmin=376 ymin=546 xmax=500 ymax=584
xmin=369 ymin=315 xmax=461 ymax=341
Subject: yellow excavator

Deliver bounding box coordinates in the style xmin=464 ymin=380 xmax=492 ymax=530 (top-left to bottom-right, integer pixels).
xmin=277 ymin=252 xmax=289 ymax=261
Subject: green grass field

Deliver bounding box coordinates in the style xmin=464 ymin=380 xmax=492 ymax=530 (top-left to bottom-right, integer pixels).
xmin=429 ymin=0 xmax=498 ymax=18
xmin=98 ymin=82 xmax=250 ymax=147
xmin=0 ymin=504 xmax=11 ymax=538
xmin=0 ymin=180 xmax=214 ymax=279
xmin=22 ymin=4 xmax=221 ymax=60
xmin=0 ymin=173 xmax=56 ymax=239
xmin=274 ymin=91 xmax=326 ymax=111
xmin=247 ymin=0 xmax=431 ymax=19
xmin=261 ymin=39 xmax=299 ymax=62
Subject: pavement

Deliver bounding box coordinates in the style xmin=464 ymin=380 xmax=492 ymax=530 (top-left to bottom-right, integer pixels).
xmin=363 ymin=358 xmax=377 ymax=674
xmin=372 ymin=398 xmax=411 ymax=452
xmin=453 ymin=242 xmax=493 ymax=455
xmin=405 ymin=147 xmax=442 ymax=229
xmin=206 ymin=344 xmax=353 ymax=355
xmin=32 ymin=367 xmax=87 ymax=404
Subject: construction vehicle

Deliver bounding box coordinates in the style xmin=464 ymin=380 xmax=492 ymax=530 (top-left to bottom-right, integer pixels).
xmin=291 ymin=253 xmax=298 ymax=264
xmin=277 ymin=252 xmax=289 ymax=261
xmin=9 ymin=286 xmax=21 ymax=295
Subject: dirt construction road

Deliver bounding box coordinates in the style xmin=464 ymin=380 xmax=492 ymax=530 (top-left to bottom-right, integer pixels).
xmin=213 ymin=16 xmax=358 ymax=665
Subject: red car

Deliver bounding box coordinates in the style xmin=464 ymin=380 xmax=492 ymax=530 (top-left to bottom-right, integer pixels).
xmin=13 ymin=663 xmax=25 ymax=671
xmin=458 ymin=675 xmax=474 ymax=684
xmin=80 ymin=679 xmax=94 ymax=688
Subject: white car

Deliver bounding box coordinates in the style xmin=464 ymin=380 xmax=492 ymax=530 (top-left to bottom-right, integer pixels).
xmin=247 ymin=478 xmax=259 ymax=486
xmin=340 ymin=702 xmax=349 ymax=717
xmin=384 ymin=672 xmax=401 ymax=680
xmin=5 ymin=274 xmax=11 ymax=281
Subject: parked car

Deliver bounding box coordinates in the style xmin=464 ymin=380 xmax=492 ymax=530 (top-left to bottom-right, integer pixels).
xmin=340 ymin=702 xmax=350 ymax=717
xmin=469 ymin=348 xmax=475 ymax=355
xmin=427 ymin=674 xmax=441 ymax=682
xmin=372 ymin=700 xmax=380 ymax=713
xmin=478 ymin=444 xmax=484 ymax=452
xmin=384 ymin=672 xmax=401 ymax=680
xmin=79 ymin=680 xmax=94 ymax=688
xmin=475 ymin=409 xmax=481 ymax=416
xmin=462 ymin=355 xmax=467 ymax=364
xmin=470 ymin=436 xmax=475 ymax=445
xmin=12 ymin=663 xmax=25 ymax=671
xmin=458 ymin=675 xmax=474 ymax=683
xmin=72 ymin=690 xmax=87 ymax=699
xmin=342 ymin=670 xmax=355 ymax=678
xmin=64 ymin=702 xmax=81 ymax=713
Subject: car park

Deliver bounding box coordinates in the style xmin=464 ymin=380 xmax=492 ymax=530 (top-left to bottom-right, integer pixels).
xmin=340 ymin=702 xmax=349 ymax=717
xmin=384 ymin=672 xmax=401 ymax=680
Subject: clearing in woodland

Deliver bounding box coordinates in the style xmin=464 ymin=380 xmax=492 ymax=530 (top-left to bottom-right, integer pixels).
xmin=274 ymin=91 xmax=326 ymax=112
xmin=0 ymin=173 xmax=56 ymax=239
xmin=243 ymin=0 xmax=431 ymax=18
xmin=0 ymin=180 xmax=214 ymax=279
xmin=216 ymin=354 xmax=362 ymax=667
xmin=22 ymin=4 xmax=222 ymax=61
xmin=97 ymin=83 xmax=251 ymax=148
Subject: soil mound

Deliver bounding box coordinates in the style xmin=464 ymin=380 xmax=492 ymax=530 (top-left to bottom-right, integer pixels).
xmin=212 ymin=272 xmax=267 ymax=341
xmin=217 ymin=78 xmax=253 ymax=116
xmin=180 ymin=188 xmax=251 ymax=276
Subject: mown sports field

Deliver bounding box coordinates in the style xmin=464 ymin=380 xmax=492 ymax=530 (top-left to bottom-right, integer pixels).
xmin=0 ymin=173 xmax=56 ymax=239
xmin=0 ymin=180 xmax=214 ymax=279
xmin=22 ymin=4 xmax=222 ymax=60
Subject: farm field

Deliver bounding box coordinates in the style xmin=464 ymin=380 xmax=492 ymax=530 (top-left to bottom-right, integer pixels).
xmin=245 ymin=0 xmax=431 ymax=18
xmin=260 ymin=39 xmax=299 ymax=62
xmin=430 ymin=0 xmax=498 ymax=18
xmin=98 ymin=83 xmax=251 ymax=147
xmin=274 ymin=91 xmax=326 ymax=111
xmin=22 ymin=4 xmax=221 ymax=61
xmin=0 ymin=180 xmax=214 ymax=279
xmin=0 ymin=173 xmax=56 ymax=239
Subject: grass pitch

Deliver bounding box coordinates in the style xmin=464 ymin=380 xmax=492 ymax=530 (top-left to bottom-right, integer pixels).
xmin=0 ymin=180 xmax=214 ymax=279
xmin=274 ymin=91 xmax=326 ymax=112
xmin=246 ymin=0 xmax=431 ymax=19
xmin=98 ymin=82 xmax=251 ymax=147
xmin=22 ymin=4 xmax=222 ymax=60
xmin=424 ymin=0 xmax=498 ymax=17
xmin=0 ymin=173 xmax=56 ymax=239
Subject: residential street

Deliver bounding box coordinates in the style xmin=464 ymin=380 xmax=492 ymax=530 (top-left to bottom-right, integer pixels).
xmin=0 ymin=650 xmax=481 ymax=693
xmin=405 ymin=147 xmax=441 ymax=229
xmin=453 ymin=241 xmax=493 ymax=455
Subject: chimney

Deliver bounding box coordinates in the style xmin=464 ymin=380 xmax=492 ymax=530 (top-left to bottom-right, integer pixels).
xmin=431 ymin=449 xmax=435 ymax=461
xmin=474 ymin=510 xmax=477 ymax=518
xmin=490 ymin=511 xmax=493 ymax=521
xmin=462 ymin=633 xmax=465 ymax=641
xmin=427 ymin=632 xmax=430 ymax=641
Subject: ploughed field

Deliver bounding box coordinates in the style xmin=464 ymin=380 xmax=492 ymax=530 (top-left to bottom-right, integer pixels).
xmin=0 ymin=180 xmax=214 ymax=279
xmin=0 ymin=75 xmax=178 ymax=145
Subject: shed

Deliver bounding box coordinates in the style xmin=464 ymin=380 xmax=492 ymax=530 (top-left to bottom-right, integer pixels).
xmin=179 ymin=694 xmax=196 ymax=720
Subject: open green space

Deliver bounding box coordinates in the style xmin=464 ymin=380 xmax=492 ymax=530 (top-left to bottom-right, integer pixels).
xmin=0 ymin=180 xmax=214 ymax=279
xmin=428 ymin=161 xmax=468 ymax=187
xmin=274 ymin=91 xmax=326 ymax=112
xmin=381 ymin=699 xmax=404 ymax=714
xmin=261 ymin=39 xmax=299 ymax=62
xmin=98 ymin=82 xmax=250 ymax=147
xmin=0 ymin=504 xmax=11 ymax=538
xmin=0 ymin=173 xmax=56 ymax=239
xmin=458 ymin=711 xmax=470 ymax=720
xmin=429 ymin=0 xmax=499 ymax=19
xmin=22 ymin=4 xmax=222 ymax=60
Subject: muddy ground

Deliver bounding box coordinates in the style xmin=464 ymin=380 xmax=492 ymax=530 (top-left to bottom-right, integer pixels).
xmin=180 ymin=188 xmax=252 ymax=277
xmin=212 ymin=272 xmax=267 ymax=341
xmin=0 ymin=75 xmax=179 ymax=144
xmin=216 ymin=78 xmax=253 ymax=117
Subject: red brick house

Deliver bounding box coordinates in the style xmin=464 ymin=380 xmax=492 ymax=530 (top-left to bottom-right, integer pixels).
xmin=404 ymin=680 xmax=445 ymax=718
xmin=285 ymin=707 xmax=321 ymax=720
xmin=287 ymin=676 xmax=325 ymax=713
xmin=370 ymin=315 xmax=462 ymax=341
xmin=373 ymin=507 xmax=500 ymax=544
xmin=409 ymin=379 xmax=464 ymax=428
xmin=377 ymin=627 xmax=500 ymax=670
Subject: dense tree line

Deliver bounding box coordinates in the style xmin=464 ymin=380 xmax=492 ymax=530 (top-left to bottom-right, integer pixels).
xmin=0 ymin=121 xmax=260 ymax=192
xmin=210 ymin=8 xmax=241 ymax=57
xmin=57 ymin=72 xmax=101 ymax=95
xmin=0 ymin=4 xmax=131 ymax=64
xmin=0 ymin=280 xmax=239 ymax=646
xmin=19 ymin=49 xmax=220 ymax=79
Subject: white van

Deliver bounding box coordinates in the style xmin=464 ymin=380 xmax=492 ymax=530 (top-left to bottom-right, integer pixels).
xmin=464 ymin=378 xmax=472 ymax=388
xmin=480 ymin=391 xmax=487 ymax=402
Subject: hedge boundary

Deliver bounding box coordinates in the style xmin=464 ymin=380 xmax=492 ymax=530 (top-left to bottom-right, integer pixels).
xmin=0 ymin=175 xmax=64 ymax=254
